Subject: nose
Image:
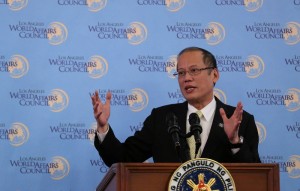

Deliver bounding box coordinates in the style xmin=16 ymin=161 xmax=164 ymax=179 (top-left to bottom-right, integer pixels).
xmin=183 ymin=71 xmax=193 ymax=82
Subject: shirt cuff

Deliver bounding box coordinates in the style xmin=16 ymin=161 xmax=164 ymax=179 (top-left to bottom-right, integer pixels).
xmin=96 ymin=125 xmax=109 ymax=143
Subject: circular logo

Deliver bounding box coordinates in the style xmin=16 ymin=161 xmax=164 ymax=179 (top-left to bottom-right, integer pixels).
xmin=205 ymin=22 xmax=226 ymax=45
xmin=87 ymin=55 xmax=108 ymax=79
xmin=47 ymin=22 xmax=68 ymax=45
xmin=284 ymin=22 xmax=300 ymax=45
xmin=128 ymin=88 xmax=149 ymax=112
xmin=244 ymin=0 xmax=263 ymax=12
xmin=8 ymin=0 xmax=28 ymax=11
xmin=286 ymin=155 xmax=300 ymax=179
xmin=48 ymin=89 xmax=69 ymax=112
xmin=9 ymin=55 xmax=29 ymax=78
xmin=87 ymin=0 xmax=107 ymax=12
xmin=166 ymin=55 xmax=178 ymax=79
xmin=8 ymin=122 xmax=30 ymax=147
xmin=245 ymin=55 xmax=264 ymax=78
xmin=169 ymin=158 xmax=236 ymax=191
xmin=127 ymin=22 xmax=147 ymax=45
xmin=284 ymin=88 xmax=300 ymax=111
xmin=166 ymin=0 xmax=185 ymax=12
xmin=49 ymin=156 xmax=70 ymax=180
xmin=255 ymin=121 xmax=266 ymax=144
xmin=214 ymin=88 xmax=227 ymax=104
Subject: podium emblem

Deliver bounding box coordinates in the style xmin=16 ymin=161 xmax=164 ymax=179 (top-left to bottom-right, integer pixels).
xmin=168 ymin=158 xmax=236 ymax=191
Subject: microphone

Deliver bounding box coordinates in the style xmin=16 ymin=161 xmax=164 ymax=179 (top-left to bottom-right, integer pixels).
xmin=166 ymin=112 xmax=181 ymax=150
xmin=189 ymin=112 xmax=202 ymax=158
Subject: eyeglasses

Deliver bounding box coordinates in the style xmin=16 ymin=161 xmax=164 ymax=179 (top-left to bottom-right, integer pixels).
xmin=173 ymin=67 xmax=215 ymax=78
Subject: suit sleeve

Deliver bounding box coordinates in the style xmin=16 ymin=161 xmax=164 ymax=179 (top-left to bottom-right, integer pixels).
xmin=232 ymin=113 xmax=261 ymax=163
xmin=94 ymin=111 xmax=156 ymax=167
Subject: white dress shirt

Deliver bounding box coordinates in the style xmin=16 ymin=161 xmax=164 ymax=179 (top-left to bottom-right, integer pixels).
xmin=186 ymin=97 xmax=216 ymax=156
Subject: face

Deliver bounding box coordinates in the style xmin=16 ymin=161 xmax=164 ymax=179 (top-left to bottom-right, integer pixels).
xmin=177 ymin=50 xmax=219 ymax=109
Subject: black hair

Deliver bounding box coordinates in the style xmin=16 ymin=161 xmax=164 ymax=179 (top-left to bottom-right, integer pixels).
xmin=177 ymin=47 xmax=217 ymax=69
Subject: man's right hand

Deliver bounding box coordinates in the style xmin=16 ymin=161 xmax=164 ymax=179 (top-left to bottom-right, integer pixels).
xmin=91 ymin=90 xmax=112 ymax=133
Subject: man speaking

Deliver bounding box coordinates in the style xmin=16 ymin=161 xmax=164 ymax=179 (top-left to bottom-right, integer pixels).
xmin=91 ymin=47 xmax=261 ymax=167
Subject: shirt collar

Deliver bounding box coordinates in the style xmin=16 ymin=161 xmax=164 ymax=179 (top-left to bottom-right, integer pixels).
xmin=187 ymin=97 xmax=216 ymax=121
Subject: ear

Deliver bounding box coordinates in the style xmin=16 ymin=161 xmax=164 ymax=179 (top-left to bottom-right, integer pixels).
xmin=212 ymin=69 xmax=219 ymax=84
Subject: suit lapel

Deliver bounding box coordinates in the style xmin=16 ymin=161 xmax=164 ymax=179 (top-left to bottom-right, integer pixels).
xmin=202 ymin=97 xmax=228 ymax=157
xmin=173 ymin=101 xmax=188 ymax=134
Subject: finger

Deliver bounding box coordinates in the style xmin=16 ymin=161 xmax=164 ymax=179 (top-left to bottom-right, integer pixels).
xmin=105 ymin=91 xmax=112 ymax=105
xmin=91 ymin=92 xmax=97 ymax=105
xmin=93 ymin=101 xmax=99 ymax=111
xmin=93 ymin=102 xmax=104 ymax=120
xmin=237 ymin=102 xmax=243 ymax=120
xmin=233 ymin=102 xmax=243 ymax=119
xmin=95 ymin=111 xmax=102 ymax=119
xmin=219 ymin=108 xmax=228 ymax=121
xmin=96 ymin=90 xmax=106 ymax=108
xmin=95 ymin=90 xmax=100 ymax=102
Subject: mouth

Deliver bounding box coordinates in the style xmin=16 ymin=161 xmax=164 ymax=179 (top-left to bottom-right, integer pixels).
xmin=185 ymin=85 xmax=196 ymax=93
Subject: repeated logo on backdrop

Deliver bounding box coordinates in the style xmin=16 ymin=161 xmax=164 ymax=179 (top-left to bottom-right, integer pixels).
xmin=214 ymin=0 xmax=263 ymax=12
xmin=245 ymin=55 xmax=265 ymax=78
xmin=47 ymin=22 xmax=68 ymax=45
xmin=256 ymin=121 xmax=267 ymax=144
xmin=2 ymin=0 xmax=108 ymax=12
xmin=284 ymin=22 xmax=300 ymax=45
xmin=9 ymin=88 xmax=69 ymax=112
xmin=261 ymin=154 xmax=300 ymax=178
xmin=8 ymin=21 xmax=68 ymax=45
xmin=50 ymin=122 xmax=95 ymax=141
xmin=49 ymin=54 xmax=108 ymax=78
xmin=88 ymin=21 xmax=148 ymax=45
xmin=57 ymin=0 xmax=107 ymax=12
xmin=244 ymin=0 xmax=263 ymax=12
xmin=245 ymin=21 xmax=300 ymax=44
xmin=246 ymin=88 xmax=300 ymax=110
xmin=165 ymin=0 xmax=185 ymax=12
xmin=136 ymin=0 xmax=185 ymax=12
xmin=128 ymin=54 xmax=176 ymax=77
xmin=49 ymin=156 xmax=70 ymax=180
xmin=9 ymin=156 xmax=70 ymax=180
xmin=285 ymin=88 xmax=300 ymax=111
xmin=0 ymin=122 xmax=30 ymax=146
xmin=285 ymin=54 xmax=300 ymax=72
xmin=89 ymin=158 xmax=109 ymax=174
xmin=168 ymin=89 xmax=185 ymax=103
xmin=166 ymin=21 xmax=225 ymax=45
xmin=216 ymin=54 xmax=265 ymax=78
xmin=0 ymin=54 xmax=29 ymax=78
xmin=286 ymin=121 xmax=300 ymax=139
xmin=1 ymin=0 xmax=28 ymax=10
xmin=214 ymin=88 xmax=227 ymax=104
xmin=97 ymin=88 xmax=148 ymax=112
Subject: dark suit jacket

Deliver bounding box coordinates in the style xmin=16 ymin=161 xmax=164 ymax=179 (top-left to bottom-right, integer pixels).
xmin=95 ymin=97 xmax=261 ymax=167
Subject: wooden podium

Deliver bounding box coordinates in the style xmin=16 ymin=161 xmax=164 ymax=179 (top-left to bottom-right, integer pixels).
xmin=97 ymin=163 xmax=280 ymax=191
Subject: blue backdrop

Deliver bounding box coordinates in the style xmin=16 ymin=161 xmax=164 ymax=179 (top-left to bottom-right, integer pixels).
xmin=1 ymin=0 xmax=300 ymax=190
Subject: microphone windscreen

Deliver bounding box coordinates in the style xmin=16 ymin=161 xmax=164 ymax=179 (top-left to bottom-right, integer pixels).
xmin=189 ymin=112 xmax=200 ymax=125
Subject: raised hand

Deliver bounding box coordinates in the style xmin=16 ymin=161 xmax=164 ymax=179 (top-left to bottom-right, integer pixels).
xmin=90 ymin=90 xmax=112 ymax=133
xmin=219 ymin=102 xmax=243 ymax=144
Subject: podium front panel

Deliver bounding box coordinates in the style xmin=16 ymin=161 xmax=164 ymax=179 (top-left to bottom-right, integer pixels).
xmin=97 ymin=163 xmax=279 ymax=191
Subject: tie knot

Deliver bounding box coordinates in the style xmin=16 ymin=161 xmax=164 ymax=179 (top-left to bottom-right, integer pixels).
xmin=196 ymin=110 xmax=203 ymax=118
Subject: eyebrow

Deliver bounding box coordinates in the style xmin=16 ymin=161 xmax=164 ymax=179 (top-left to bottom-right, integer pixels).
xmin=177 ymin=64 xmax=203 ymax=70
